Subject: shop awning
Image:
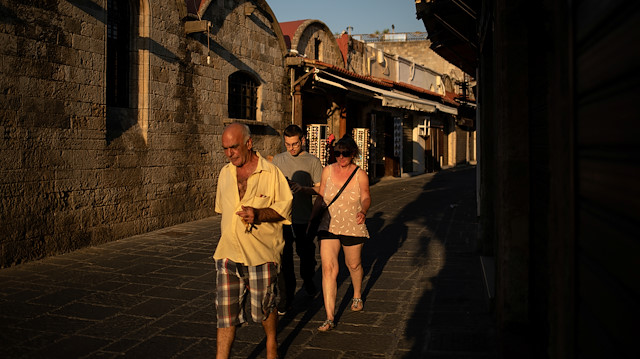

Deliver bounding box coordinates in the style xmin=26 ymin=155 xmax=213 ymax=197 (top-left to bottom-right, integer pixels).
xmin=314 ymin=76 xmax=347 ymax=90
xmin=378 ymin=95 xmax=435 ymax=113
xmin=415 ymin=0 xmax=481 ymax=76
xmin=315 ymin=71 xmax=458 ymax=115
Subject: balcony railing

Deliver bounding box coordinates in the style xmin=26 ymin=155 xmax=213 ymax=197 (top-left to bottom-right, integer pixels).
xmin=351 ymin=32 xmax=429 ymax=43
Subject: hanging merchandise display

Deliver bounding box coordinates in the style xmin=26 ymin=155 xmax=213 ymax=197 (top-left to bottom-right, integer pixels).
xmin=307 ymin=124 xmax=330 ymax=166
xmin=393 ymin=117 xmax=403 ymax=158
xmin=352 ymin=128 xmax=370 ymax=174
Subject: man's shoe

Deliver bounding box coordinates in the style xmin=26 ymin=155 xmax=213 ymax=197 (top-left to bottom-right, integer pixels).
xmin=277 ymin=301 xmax=291 ymax=316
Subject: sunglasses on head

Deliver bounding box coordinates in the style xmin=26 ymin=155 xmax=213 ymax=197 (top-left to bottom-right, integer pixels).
xmin=334 ymin=150 xmax=352 ymax=157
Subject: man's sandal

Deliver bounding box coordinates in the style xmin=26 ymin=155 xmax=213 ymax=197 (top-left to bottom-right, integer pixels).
xmin=351 ymin=297 xmax=364 ymax=311
xmin=317 ymin=319 xmax=335 ymax=332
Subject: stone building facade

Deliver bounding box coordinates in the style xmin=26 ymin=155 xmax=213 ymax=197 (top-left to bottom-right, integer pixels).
xmin=280 ymin=19 xmax=345 ymax=133
xmin=370 ymin=39 xmax=467 ymax=89
xmin=280 ymin=23 xmax=463 ymax=178
xmin=0 ymin=0 xmax=290 ymax=267
xmin=344 ymin=35 xmax=474 ymax=172
xmin=370 ymin=38 xmax=476 ymax=168
xmin=281 ymin=19 xmax=344 ymax=66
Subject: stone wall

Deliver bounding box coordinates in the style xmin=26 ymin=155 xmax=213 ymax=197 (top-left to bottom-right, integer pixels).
xmin=372 ymin=40 xmax=466 ymax=84
xmin=343 ymin=35 xmax=366 ymax=75
xmin=294 ymin=22 xmax=344 ymax=67
xmin=0 ymin=0 xmax=289 ymax=267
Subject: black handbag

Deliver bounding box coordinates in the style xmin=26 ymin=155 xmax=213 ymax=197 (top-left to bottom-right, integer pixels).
xmin=306 ymin=166 xmax=359 ymax=236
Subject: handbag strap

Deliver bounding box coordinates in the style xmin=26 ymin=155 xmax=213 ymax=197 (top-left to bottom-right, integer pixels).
xmin=326 ymin=166 xmax=359 ymax=208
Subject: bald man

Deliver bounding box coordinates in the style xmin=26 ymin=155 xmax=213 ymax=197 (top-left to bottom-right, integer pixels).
xmin=213 ymin=122 xmax=292 ymax=359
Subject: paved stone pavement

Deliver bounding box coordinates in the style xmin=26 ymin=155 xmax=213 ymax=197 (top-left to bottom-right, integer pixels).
xmin=0 ymin=166 xmax=497 ymax=358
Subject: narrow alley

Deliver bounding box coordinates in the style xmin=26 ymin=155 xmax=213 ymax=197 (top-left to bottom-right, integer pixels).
xmin=0 ymin=166 xmax=495 ymax=358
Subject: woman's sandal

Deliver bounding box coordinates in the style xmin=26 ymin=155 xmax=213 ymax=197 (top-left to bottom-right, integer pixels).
xmin=351 ymin=297 xmax=364 ymax=311
xmin=317 ymin=319 xmax=335 ymax=332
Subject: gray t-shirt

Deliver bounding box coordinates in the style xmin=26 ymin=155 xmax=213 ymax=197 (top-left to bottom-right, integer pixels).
xmin=272 ymin=151 xmax=323 ymax=224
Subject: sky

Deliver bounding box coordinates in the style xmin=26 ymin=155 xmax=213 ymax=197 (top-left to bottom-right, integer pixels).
xmin=266 ymin=0 xmax=425 ymax=35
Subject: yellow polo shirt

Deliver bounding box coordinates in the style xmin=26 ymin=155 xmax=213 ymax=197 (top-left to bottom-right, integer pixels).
xmin=213 ymin=153 xmax=292 ymax=266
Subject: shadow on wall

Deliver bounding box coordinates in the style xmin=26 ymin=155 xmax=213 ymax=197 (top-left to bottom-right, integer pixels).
xmin=246 ymin=11 xmax=276 ymax=37
xmin=106 ymin=107 xmax=138 ymax=144
xmin=189 ymin=2 xmax=277 ymax=78
xmin=250 ymin=124 xmax=279 ymax=137
xmin=0 ymin=3 xmax=23 ymax=24
xmin=67 ymin=0 xmax=105 ymax=23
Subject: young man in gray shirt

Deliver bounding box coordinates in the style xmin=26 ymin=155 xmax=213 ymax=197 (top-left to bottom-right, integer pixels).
xmin=272 ymin=125 xmax=323 ymax=314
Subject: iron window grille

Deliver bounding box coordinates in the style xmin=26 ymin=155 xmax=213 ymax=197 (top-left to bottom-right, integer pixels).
xmin=106 ymin=0 xmax=130 ymax=108
xmin=228 ymin=72 xmax=258 ymax=121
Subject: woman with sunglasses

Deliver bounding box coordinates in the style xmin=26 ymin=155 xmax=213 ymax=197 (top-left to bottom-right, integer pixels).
xmin=314 ymin=135 xmax=371 ymax=332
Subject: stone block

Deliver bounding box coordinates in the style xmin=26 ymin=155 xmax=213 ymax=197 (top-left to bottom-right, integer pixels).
xmin=0 ymin=32 xmax=17 ymax=55
xmin=0 ymin=0 xmax=290 ymax=267
xmin=100 ymin=168 xmax=145 ymax=188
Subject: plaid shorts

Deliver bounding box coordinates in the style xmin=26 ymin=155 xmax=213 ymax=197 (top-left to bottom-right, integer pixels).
xmin=215 ymin=259 xmax=278 ymax=328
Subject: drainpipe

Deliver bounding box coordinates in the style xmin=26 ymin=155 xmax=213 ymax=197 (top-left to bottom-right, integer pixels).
xmin=365 ymin=46 xmax=376 ymax=76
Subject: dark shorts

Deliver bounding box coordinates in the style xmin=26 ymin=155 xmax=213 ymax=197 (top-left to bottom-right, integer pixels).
xmin=317 ymin=230 xmax=366 ymax=246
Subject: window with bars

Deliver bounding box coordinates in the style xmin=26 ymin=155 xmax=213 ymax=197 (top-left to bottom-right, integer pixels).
xmin=106 ymin=0 xmax=130 ymax=108
xmin=228 ymin=72 xmax=258 ymax=121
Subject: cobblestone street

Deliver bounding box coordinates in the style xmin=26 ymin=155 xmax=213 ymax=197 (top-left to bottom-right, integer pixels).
xmin=0 ymin=166 xmax=496 ymax=358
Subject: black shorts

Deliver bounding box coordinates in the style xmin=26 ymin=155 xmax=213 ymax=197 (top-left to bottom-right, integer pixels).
xmin=317 ymin=230 xmax=366 ymax=246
